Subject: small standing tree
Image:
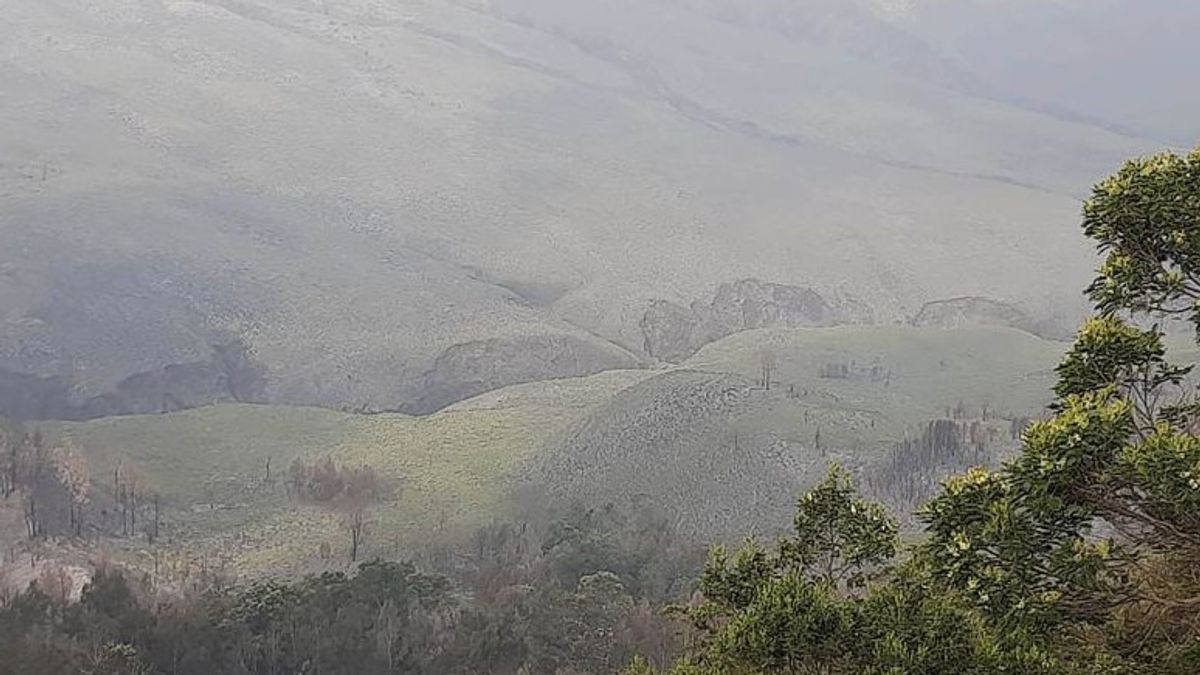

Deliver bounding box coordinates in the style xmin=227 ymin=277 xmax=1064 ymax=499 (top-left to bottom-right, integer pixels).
xmin=782 ymin=465 xmax=898 ymax=591
xmin=116 ymin=466 xmax=143 ymax=537
xmin=287 ymin=457 xmax=308 ymax=499
xmin=148 ymin=492 xmax=161 ymax=543
xmin=759 ymin=349 xmax=777 ymax=391
xmin=339 ymin=465 xmax=381 ymax=563
xmin=346 ymin=506 xmax=369 ymax=563
xmin=290 ymin=457 xmax=387 ymax=562
xmin=670 ymin=465 xmax=897 ymax=671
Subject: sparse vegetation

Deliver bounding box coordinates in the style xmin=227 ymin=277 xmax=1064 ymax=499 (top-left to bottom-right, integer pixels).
xmin=1 ymin=0 xmax=1197 ymax=668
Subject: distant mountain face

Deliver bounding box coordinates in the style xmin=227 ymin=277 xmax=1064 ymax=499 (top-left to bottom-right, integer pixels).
xmin=899 ymin=0 xmax=1200 ymax=145
xmin=0 ymin=0 xmax=1193 ymax=418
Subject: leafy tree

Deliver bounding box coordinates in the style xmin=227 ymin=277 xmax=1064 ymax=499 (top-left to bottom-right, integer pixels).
xmin=1085 ymin=148 xmax=1200 ymax=327
xmin=667 ymin=466 xmax=899 ymax=673
xmin=527 ymin=571 xmax=637 ymax=673
xmin=0 ymin=418 xmax=20 ymax=499
xmin=783 ymin=464 xmax=897 ymax=591
xmin=917 ymin=149 xmax=1200 ymax=671
xmin=650 ymin=147 xmax=1200 ymax=674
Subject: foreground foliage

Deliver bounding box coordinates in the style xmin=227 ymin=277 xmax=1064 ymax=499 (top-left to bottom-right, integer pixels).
xmin=635 ymin=148 xmax=1200 ymax=674
xmin=0 ymin=500 xmax=701 ymax=674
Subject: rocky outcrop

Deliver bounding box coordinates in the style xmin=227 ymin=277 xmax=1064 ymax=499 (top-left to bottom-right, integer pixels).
xmin=640 ymin=279 xmax=865 ymax=362
xmin=910 ymin=296 xmax=1064 ymax=339
xmin=0 ymin=342 xmax=266 ymax=421
xmin=640 ymin=300 xmax=707 ymax=364
xmin=403 ymin=334 xmax=640 ymax=414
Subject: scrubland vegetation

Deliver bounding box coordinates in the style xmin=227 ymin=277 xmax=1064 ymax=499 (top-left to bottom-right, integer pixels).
xmin=2 ymin=147 xmax=1199 ymax=674
xmin=2 ymin=0 xmax=1199 ymax=671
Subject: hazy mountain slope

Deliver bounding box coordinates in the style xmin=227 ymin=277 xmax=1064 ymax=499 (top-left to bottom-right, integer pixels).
xmin=487 ymin=0 xmax=1148 ymax=194
xmin=898 ymin=0 xmax=1200 ymax=146
xmin=1 ymin=0 xmax=1187 ymax=415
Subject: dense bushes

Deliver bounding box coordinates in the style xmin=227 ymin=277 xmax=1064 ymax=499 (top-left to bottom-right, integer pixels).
xmin=0 ymin=561 xmax=449 ymax=674
xmin=0 ymin=499 xmax=702 ymax=674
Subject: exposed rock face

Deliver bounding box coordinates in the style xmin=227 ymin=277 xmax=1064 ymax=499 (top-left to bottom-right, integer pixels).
xmin=404 ymin=334 xmax=640 ymax=414
xmin=0 ymin=342 xmax=266 ymax=421
xmin=910 ymin=296 xmax=1064 ymax=339
xmin=640 ymin=301 xmax=706 ymax=364
xmin=641 ymin=279 xmax=863 ymax=362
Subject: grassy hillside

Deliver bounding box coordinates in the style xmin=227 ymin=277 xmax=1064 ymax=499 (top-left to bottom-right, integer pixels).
xmin=537 ymin=325 xmax=1064 ymax=539
xmin=40 ymin=369 xmax=653 ymax=577
xmin=22 ymin=325 xmax=1077 ymax=576
xmin=686 ymin=324 xmax=1063 ymax=425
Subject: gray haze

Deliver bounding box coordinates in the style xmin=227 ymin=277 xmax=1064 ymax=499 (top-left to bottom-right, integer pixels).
xmin=1 ymin=0 xmax=1197 ymax=415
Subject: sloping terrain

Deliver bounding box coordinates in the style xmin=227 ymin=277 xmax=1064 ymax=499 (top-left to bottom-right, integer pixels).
xmin=11 ymin=326 xmax=1063 ymax=575
xmin=3 ymin=0 xmax=1190 ymax=416
xmin=36 ymin=369 xmax=655 ymax=576
xmin=536 ymin=325 xmax=1065 ymax=539
xmin=896 ymin=0 xmax=1200 ymax=146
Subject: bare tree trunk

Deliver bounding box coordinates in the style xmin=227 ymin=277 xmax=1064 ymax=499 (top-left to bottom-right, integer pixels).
xmin=2 ymin=439 xmax=16 ymax=499
xmin=24 ymin=493 xmax=37 ymax=538
xmin=348 ymin=508 xmax=367 ymax=563
xmin=121 ymin=486 xmax=129 ymax=536
xmin=151 ymin=494 xmax=160 ymax=543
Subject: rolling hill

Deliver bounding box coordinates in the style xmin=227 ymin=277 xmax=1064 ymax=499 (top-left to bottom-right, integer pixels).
xmin=537 ymin=325 xmax=1065 ymax=538
xmin=23 ymin=325 xmax=1065 ymax=576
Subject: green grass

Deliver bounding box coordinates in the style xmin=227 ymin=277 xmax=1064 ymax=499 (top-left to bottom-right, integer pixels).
xmin=32 ymin=327 xmax=1069 ymax=576
xmin=532 ymin=326 xmax=1068 ymax=540
xmin=686 ymin=325 xmax=1064 ymax=429
xmin=40 ymin=370 xmax=653 ymax=576
xmin=49 ymin=404 xmax=353 ymax=504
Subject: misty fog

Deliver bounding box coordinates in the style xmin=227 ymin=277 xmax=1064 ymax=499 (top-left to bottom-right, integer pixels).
xmin=1 ymin=1 xmax=1199 ymax=673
